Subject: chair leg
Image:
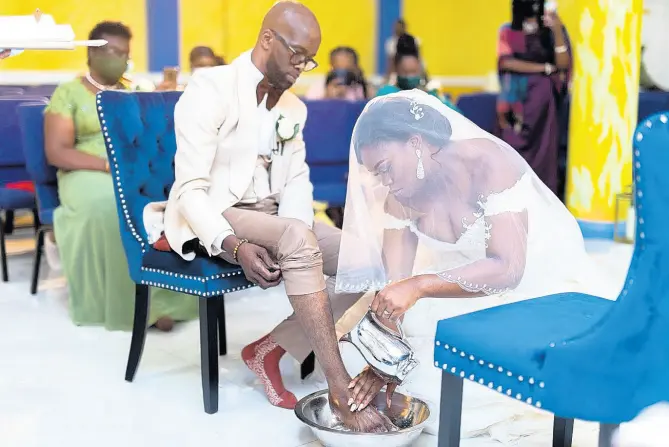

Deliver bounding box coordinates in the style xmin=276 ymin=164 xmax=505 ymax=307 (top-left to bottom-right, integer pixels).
xmin=200 ymin=298 xmax=219 ymax=414
xmin=553 ymin=417 xmax=574 ymax=447
xmin=30 ymin=227 xmax=45 ymax=295
xmin=216 ymin=295 xmax=227 ymax=356
xmin=3 ymin=210 xmax=14 ymax=235
xmin=598 ymin=423 xmax=619 ymax=447
xmin=31 ymin=209 xmax=40 ymax=233
xmin=437 ymin=372 xmax=464 ymax=447
xmin=125 ymin=285 xmax=150 ymax=382
xmin=301 ymin=352 xmax=315 ymax=380
xmin=0 ymin=216 xmax=7 ymax=282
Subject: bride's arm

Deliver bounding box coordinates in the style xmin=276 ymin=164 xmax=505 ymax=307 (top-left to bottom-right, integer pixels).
xmin=413 ymin=210 xmax=528 ymax=298
xmin=382 ymin=194 xmax=418 ymax=281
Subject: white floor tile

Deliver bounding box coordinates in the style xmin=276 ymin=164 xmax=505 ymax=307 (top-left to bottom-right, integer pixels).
xmin=0 ymin=229 xmax=633 ymax=446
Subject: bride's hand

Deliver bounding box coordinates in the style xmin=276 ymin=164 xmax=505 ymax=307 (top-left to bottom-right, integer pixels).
xmin=348 ymin=366 xmax=398 ymax=411
xmin=371 ymin=278 xmax=423 ymax=321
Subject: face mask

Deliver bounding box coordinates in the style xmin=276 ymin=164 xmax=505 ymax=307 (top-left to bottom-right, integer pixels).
xmin=397 ymin=75 xmax=422 ymax=90
xmin=90 ymin=54 xmax=128 ymax=84
xmin=522 ymin=21 xmax=539 ymax=34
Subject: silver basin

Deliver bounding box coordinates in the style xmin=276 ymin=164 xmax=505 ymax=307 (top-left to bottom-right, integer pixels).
xmin=295 ymin=389 xmax=430 ymax=447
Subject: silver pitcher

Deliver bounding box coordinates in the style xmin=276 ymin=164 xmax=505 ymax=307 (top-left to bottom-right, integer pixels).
xmin=340 ymin=309 xmax=419 ymax=384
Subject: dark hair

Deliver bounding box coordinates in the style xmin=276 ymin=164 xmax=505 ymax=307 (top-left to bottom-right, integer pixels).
xmin=189 ymin=46 xmax=216 ymax=64
xmin=330 ymin=46 xmax=359 ymax=66
xmin=395 ymin=33 xmax=420 ymax=65
xmin=511 ymin=0 xmax=554 ymax=62
xmin=353 ymin=97 xmax=452 ymax=163
xmin=214 ymin=55 xmax=226 ymax=65
xmin=330 ymin=46 xmax=369 ymax=97
xmin=326 ymin=69 xmax=357 ymax=87
xmin=89 ymin=21 xmax=132 ymax=41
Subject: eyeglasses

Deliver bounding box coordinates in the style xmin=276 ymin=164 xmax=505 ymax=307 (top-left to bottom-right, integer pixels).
xmin=270 ymin=29 xmax=318 ymax=72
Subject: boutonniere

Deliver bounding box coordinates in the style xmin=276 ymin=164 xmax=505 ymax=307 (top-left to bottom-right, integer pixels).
xmin=273 ymin=114 xmax=300 ymax=156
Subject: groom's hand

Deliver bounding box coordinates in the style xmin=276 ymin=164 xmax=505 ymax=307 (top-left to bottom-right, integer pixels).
xmin=236 ymin=242 xmax=281 ymax=289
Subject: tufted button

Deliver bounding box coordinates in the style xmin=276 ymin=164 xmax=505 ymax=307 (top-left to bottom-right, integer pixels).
xmin=139 ymin=186 xmax=146 ymax=196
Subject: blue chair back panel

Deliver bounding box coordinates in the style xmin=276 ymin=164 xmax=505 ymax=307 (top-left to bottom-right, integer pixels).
xmin=96 ymin=91 xmax=182 ymax=278
xmin=0 ymin=96 xmax=49 ymax=185
xmin=638 ymin=92 xmax=669 ymax=123
xmin=456 ymin=93 xmax=498 ymax=134
xmin=633 ymin=112 xmax=669 ymax=245
xmin=0 ymin=87 xmax=25 ymax=96
xmin=17 ymin=103 xmax=59 ymax=223
xmin=25 ymin=85 xmax=57 ymax=98
xmin=303 ymin=100 xmax=365 ymax=204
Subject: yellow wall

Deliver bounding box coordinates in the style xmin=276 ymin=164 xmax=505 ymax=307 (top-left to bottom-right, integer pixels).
xmin=180 ymin=0 xmax=376 ymax=75
xmin=404 ymin=0 xmax=582 ymax=77
xmin=0 ymin=1 xmax=147 ymax=72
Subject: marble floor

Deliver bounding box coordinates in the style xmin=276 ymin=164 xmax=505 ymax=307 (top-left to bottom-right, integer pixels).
xmin=0 ymin=227 xmax=634 ymax=447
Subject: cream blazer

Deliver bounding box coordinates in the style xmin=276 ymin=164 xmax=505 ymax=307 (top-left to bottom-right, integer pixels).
xmin=145 ymin=51 xmax=314 ymax=260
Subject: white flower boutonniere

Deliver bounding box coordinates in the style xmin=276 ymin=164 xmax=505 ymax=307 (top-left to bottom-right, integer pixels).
xmin=274 ymin=114 xmax=300 ymax=156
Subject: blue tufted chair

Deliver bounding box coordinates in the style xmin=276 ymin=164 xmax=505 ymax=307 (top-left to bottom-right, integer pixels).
xmin=435 ymin=111 xmax=669 ymax=447
xmin=17 ymin=102 xmax=59 ymax=294
xmin=96 ymin=91 xmax=258 ymax=414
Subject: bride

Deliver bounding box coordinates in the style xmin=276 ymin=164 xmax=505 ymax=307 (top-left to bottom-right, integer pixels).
xmin=334 ymin=90 xmax=620 ymax=441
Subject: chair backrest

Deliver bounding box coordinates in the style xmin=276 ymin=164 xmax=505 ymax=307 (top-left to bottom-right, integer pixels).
xmin=303 ymin=99 xmax=365 ymax=204
xmin=0 ymin=87 xmax=25 ymax=96
xmin=96 ymin=90 xmax=182 ymax=279
xmin=17 ymin=103 xmax=59 ymax=219
xmin=24 ymin=85 xmax=57 ymax=98
xmin=0 ymin=96 xmax=48 ymax=185
xmin=563 ymin=112 xmax=669 ymax=420
xmin=638 ymin=91 xmax=669 ymax=123
xmin=456 ymin=93 xmax=498 ymax=134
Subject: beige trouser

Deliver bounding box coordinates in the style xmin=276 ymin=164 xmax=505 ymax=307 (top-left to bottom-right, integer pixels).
xmin=221 ymin=200 xmax=365 ymax=363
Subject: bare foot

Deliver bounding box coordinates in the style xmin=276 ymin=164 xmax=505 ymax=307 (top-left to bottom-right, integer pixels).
xmin=329 ymin=391 xmax=396 ymax=433
xmin=153 ymin=317 xmax=174 ymax=332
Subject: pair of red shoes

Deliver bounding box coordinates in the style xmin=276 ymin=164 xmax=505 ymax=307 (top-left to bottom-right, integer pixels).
xmin=241 ymin=334 xmax=298 ymax=409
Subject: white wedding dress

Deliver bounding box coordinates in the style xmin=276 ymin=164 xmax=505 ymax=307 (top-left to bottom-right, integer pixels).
xmin=333 ymin=90 xmax=625 ymax=445
xmin=395 ymin=173 xmax=621 ymax=443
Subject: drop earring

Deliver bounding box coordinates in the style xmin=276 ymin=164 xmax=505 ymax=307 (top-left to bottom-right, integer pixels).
xmin=415 ymin=148 xmax=425 ymax=180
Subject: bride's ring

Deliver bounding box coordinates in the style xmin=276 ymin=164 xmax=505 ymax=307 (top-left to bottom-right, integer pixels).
xmin=382 ymin=310 xmax=391 ymax=317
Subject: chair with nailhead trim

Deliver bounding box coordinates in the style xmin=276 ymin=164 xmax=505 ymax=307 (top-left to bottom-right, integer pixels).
xmin=434 ymin=112 xmax=669 ymax=447
xmin=95 ymin=90 xmax=259 ymax=415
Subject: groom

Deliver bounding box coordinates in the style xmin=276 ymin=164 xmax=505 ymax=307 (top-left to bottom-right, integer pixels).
xmin=163 ymin=0 xmax=390 ymax=431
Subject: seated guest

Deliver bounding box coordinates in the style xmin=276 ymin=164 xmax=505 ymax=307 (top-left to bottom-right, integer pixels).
xmin=43 ymin=21 xmax=198 ymax=331
xmin=305 ymin=46 xmax=367 ymax=100
xmin=189 ymin=46 xmax=219 ymax=72
xmin=323 ymin=68 xmax=366 ymax=100
xmin=376 ymin=50 xmax=460 ymax=112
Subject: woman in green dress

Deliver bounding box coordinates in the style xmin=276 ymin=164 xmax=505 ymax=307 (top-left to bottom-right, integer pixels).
xmin=44 ymin=21 xmax=198 ymax=331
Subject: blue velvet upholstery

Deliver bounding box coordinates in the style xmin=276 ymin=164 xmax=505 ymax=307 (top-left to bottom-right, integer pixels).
xmin=96 ymin=91 xmax=253 ymax=297
xmin=303 ymin=99 xmax=365 ymax=206
xmin=455 ymin=93 xmax=498 ymax=134
xmin=17 ymin=103 xmax=58 ymax=226
xmin=0 ymin=187 xmax=34 ymax=210
xmin=434 ymin=111 xmax=669 ymax=425
xmin=0 ymin=97 xmax=47 ymax=187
